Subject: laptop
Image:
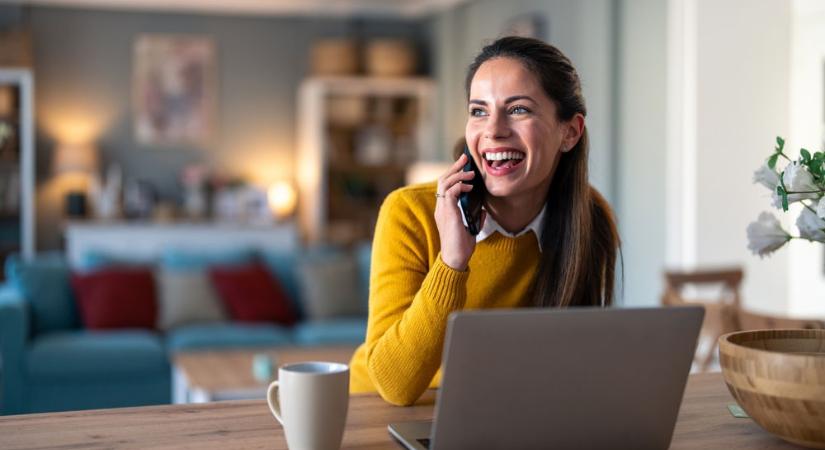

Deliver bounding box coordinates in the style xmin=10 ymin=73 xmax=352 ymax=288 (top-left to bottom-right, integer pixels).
xmin=388 ymin=306 xmax=703 ymax=450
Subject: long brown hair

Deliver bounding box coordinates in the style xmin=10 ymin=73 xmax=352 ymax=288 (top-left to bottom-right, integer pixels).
xmin=465 ymin=36 xmax=620 ymax=308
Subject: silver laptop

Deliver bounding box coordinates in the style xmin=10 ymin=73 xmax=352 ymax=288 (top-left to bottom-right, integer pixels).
xmin=388 ymin=306 xmax=703 ymax=450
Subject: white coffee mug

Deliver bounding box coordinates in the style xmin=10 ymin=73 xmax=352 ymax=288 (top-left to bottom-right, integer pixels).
xmin=267 ymin=362 xmax=350 ymax=450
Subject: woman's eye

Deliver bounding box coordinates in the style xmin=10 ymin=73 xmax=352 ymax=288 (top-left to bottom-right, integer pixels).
xmin=510 ymin=105 xmax=529 ymax=115
xmin=470 ymin=108 xmax=488 ymax=117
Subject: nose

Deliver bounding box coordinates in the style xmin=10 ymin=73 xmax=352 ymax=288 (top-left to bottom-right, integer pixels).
xmin=483 ymin=110 xmax=511 ymax=140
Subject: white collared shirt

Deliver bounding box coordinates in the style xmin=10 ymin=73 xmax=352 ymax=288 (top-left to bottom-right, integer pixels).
xmin=476 ymin=205 xmax=546 ymax=252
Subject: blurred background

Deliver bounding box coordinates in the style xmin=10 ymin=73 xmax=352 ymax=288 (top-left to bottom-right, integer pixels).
xmin=0 ymin=0 xmax=823 ymax=323
xmin=2 ymin=0 xmax=825 ymax=415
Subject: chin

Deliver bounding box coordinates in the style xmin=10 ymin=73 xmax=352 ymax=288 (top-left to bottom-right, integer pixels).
xmin=485 ymin=181 xmax=518 ymax=198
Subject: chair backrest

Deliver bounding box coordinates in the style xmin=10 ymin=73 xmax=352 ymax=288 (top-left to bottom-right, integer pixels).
xmin=662 ymin=268 xmax=743 ymax=308
xmin=661 ymin=267 xmax=745 ymax=372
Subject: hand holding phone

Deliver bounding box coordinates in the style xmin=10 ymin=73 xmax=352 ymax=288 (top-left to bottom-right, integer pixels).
xmin=434 ymin=144 xmax=485 ymax=271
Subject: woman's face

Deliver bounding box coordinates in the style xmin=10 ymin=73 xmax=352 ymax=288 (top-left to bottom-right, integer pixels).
xmin=465 ymin=57 xmax=579 ymax=201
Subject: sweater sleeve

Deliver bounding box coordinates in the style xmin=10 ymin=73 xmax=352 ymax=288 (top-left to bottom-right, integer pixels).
xmin=364 ymin=189 xmax=469 ymax=406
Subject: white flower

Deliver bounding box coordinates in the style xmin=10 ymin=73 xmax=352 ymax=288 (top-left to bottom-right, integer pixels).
xmin=771 ymin=191 xmax=783 ymax=209
xmin=796 ymin=208 xmax=825 ymax=242
xmin=753 ymin=164 xmax=780 ymax=191
xmin=817 ymin=198 xmax=825 ymax=220
xmin=772 ymin=190 xmax=819 ymax=209
xmin=747 ymin=212 xmax=791 ymax=257
xmin=782 ymin=161 xmax=820 ymax=201
xmin=769 ymin=162 xmax=822 ymax=209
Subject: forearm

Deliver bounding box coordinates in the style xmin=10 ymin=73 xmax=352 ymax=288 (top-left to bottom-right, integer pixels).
xmin=366 ymin=256 xmax=468 ymax=406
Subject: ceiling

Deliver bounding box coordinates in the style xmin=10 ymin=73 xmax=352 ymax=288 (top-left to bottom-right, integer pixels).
xmin=8 ymin=0 xmax=471 ymax=18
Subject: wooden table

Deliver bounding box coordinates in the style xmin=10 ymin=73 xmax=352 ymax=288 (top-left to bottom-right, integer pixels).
xmin=0 ymin=373 xmax=802 ymax=449
xmin=172 ymin=346 xmax=357 ymax=403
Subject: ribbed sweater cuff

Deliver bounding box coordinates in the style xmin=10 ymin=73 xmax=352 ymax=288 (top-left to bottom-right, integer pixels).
xmin=421 ymin=254 xmax=469 ymax=311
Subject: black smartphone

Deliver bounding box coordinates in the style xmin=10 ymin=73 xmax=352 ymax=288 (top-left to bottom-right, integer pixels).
xmin=458 ymin=145 xmax=486 ymax=235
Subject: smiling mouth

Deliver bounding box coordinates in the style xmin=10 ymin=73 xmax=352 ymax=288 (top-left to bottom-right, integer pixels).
xmin=483 ymin=150 xmax=526 ymax=171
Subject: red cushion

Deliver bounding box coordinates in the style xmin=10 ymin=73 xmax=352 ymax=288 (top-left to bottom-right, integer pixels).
xmin=71 ymin=268 xmax=157 ymax=330
xmin=209 ymin=264 xmax=296 ymax=325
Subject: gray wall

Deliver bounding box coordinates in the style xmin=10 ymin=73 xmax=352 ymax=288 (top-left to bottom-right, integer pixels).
xmin=24 ymin=7 xmax=429 ymax=248
xmin=614 ymin=0 xmax=668 ymax=307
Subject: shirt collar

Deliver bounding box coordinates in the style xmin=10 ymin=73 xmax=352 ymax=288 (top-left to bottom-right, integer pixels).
xmin=476 ymin=205 xmax=546 ymax=252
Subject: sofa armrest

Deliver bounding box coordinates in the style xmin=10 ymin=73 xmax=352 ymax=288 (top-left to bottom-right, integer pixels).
xmin=0 ymin=283 xmax=30 ymax=414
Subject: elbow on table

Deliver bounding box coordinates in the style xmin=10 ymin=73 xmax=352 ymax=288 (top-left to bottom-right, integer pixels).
xmin=366 ymin=359 xmax=423 ymax=406
xmin=375 ymin=384 xmax=421 ymax=407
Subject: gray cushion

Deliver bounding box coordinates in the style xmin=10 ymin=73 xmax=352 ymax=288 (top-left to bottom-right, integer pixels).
xmin=155 ymin=270 xmax=226 ymax=330
xmin=296 ymin=253 xmax=366 ymax=320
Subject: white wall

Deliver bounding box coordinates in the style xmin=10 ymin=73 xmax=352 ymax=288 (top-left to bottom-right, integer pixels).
xmin=617 ymin=0 xmax=799 ymax=312
xmin=690 ymin=0 xmax=791 ymax=314
xmin=788 ymin=0 xmax=825 ymax=317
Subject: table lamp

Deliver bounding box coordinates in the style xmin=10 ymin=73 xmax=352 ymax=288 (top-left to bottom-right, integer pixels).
xmin=53 ymin=142 xmax=98 ymax=218
xmin=268 ymin=180 xmax=297 ymax=221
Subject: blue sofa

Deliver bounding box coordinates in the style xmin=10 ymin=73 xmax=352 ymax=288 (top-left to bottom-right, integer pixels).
xmin=0 ymin=246 xmax=370 ymax=415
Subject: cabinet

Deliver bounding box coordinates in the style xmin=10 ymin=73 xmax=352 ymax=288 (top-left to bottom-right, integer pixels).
xmin=0 ymin=69 xmax=35 ymax=272
xmin=296 ymin=76 xmax=435 ymax=245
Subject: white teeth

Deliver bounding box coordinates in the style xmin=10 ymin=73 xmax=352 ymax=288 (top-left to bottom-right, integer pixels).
xmin=484 ymin=151 xmax=525 ymax=161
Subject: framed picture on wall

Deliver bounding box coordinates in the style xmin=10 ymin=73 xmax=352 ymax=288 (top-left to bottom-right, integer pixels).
xmin=133 ymin=34 xmax=216 ymax=146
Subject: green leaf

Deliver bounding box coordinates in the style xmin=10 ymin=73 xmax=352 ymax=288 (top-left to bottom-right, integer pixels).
xmin=802 ymin=148 xmax=811 ymax=162
xmin=777 ymin=180 xmax=789 ymax=212
xmin=776 ymin=136 xmax=785 ymax=151
xmin=768 ymin=154 xmax=779 ymax=169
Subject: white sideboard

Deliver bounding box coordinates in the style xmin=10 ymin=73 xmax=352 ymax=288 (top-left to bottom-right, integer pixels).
xmin=64 ymin=221 xmax=299 ymax=268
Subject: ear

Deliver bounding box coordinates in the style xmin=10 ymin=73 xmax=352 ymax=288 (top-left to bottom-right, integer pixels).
xmin=560 ymin=113 xmax=585 ymax=153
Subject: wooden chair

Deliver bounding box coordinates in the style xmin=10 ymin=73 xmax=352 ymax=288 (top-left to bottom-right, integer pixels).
xmin=662 ymin=268 xmax=743 ymax=372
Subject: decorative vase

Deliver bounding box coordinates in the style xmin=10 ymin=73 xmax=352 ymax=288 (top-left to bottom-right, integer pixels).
xmin=719 ymin=329 xmax=825 ymax=448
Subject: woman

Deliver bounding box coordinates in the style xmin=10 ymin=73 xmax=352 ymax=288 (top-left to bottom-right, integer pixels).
xmin=348 ymin=36 xmax=620 ymax=406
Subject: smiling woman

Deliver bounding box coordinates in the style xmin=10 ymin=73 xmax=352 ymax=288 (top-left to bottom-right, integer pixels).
xmin=348 ymin=36 xmax=621 ymax=406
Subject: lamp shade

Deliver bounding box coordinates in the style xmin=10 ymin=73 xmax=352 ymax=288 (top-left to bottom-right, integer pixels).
xmin=268 ymin=181 xmax=297 ymax=219
xmin=53 ymin=143 xmax=98 ymax=175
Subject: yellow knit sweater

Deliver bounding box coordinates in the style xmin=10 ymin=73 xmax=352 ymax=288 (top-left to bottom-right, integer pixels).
xmin=348 ymin=181 xmax=541 ymax=406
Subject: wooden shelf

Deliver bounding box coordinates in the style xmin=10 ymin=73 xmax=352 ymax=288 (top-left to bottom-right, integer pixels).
xmin=297 ymin=76 xmax=436 ymax=245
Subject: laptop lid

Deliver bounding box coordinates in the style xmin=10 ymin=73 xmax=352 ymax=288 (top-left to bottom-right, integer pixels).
xmin=426 ymin=306 xmax=703 ymax=450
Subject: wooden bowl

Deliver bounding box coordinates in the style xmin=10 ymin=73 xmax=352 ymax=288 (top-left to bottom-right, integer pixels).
xmin=719 ymin=329 xmax=825 ymax=448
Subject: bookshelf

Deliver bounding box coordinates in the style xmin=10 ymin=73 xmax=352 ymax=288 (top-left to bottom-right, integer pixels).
xmin=296 ymin=76 xmax=436 ymax=245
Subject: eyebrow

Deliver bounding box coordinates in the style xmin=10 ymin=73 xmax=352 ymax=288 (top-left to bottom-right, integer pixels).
xmin=468 ymin=95 xmax=537 ymax=105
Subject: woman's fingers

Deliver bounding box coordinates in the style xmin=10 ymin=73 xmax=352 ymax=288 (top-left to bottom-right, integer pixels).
xmin=445 ymin=179 xmax=472 ymax=200
xmin=439 ymin=171 xmax=474 ymax=193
